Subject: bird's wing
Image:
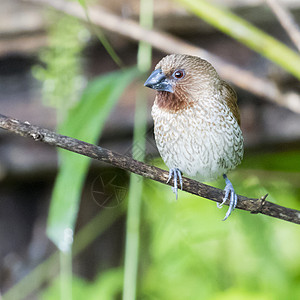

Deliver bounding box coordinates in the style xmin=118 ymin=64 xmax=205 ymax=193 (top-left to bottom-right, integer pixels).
xmin=220 ymin=81 xmax=241 ymax=125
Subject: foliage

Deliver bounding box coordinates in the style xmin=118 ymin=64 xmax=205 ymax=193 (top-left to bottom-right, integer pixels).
xmin=122 ymin=1 xmax=153 ymax=299
xmin=5 ymin=2 xmax=300 ymax=300
xmin=176 ymin=0 xmax=300 ymax=80
xmin=76 ymin=0 xmax=124 ymax=68
xmin=139 ymin=157 xmax=300 ymax=300
xmin=31 ymin=12 xmax=139 ymax=252
xmin=40 ymin=150 xmax=300 ymax=299
xmin=41 ymin=268 xmax=123 ymax=300
xmin=47 ymin=67 xmax=139 ymax=251
xmin=32 ymin=14 xmax=89 ymax=110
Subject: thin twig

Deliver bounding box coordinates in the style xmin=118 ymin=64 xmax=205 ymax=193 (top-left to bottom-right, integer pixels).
xmin=0 ymin=113 xmax=299 ymax=225
xmin=24 ymin=0 xmax=300 ymax=113
xmin=266 ymin=0 xmax=300 ymax=52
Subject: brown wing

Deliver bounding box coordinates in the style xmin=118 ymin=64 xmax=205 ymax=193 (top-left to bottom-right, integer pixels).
xmin=220 ymin=81 xmax=241 ymax=125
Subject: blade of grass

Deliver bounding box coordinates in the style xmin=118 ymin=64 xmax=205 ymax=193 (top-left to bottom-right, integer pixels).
xmin=47 ymin=67 xmax=139 ymax=251
xmin=122 ymin=1 xmax=153 ymax=299
xmin=122 ymin=90 xmax=147 ymax=300
xmin=176 ymin=0 xmax=300 ymax=80
xmin=137 ymin=0 xmax=153 ymax=72
xmin=59 ymin=251 xmax=72 ymax=300
xmin=77 ymin=0 xmax=124 ymax=68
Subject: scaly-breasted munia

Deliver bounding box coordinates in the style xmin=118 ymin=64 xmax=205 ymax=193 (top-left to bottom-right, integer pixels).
xmin=144 ymin=54 xmax=244 ymax=220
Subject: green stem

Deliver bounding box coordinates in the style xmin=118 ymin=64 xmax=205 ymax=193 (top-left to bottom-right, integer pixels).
xmin=59 ymin=250 xmax=72 ymax=300
xmin=176 ymin=0 xmax=300 ymax=79
xmin=122 ymin=1 xmax=153 ymax=298
xmin=78 ymin=0 xmax=124 ymax=68
xmin=122 ymin=89 xmax=147 ymax=300
xmin=137 ymin=0 xmax=153 ymax=72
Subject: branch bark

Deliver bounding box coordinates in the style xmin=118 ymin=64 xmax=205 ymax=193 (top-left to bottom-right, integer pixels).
xmin=0 ymin=113 xmax=299 ymax=225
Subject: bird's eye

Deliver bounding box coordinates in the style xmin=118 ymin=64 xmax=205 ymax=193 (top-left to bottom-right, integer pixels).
xmin=173 ymin=69 xmax=185 ymax=80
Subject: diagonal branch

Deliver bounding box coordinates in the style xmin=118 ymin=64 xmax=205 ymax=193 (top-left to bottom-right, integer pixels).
xmin=24 ymin=0 xmax=300 ymax=113
xmin=266 ymin=0 xmax=300 ymax=52
xmin=0 ymin=113 xmax=299 ymax=225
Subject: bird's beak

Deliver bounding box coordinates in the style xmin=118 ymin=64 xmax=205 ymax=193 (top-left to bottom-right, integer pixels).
xmin=144 ymin=69 xmax=174 ymax=93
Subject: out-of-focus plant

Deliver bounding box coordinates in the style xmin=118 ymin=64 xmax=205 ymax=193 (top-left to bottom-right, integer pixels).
xmin=138 ymin=155 xmax=300 ymax=300
xmin=33 ymin=15 xmax=89 ymax=112
xmin=122 ymin=1 xmax=153 ymax=299
xmin=176 ymin=0 xmax=300 ymax=80
xmin=7 ymin=1 xmax=300 ymax=300
xmin=32 ymin=13 xmax=139 ymax=251
xmin=31 ymin=11 xmax=139 ymax=300
xmin=76 ymin=0 xmax=123 ymax=68
xmin=41 ymin=268 xmax=124 ymax=300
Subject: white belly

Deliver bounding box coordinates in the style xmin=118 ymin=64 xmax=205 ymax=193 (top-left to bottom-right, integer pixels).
xmin=151 ymin=101 xmax=244 ymax=182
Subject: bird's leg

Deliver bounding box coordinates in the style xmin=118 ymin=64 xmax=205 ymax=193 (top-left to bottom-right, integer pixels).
xmin=217 ymin=174 xmax=238 ymax=221
xmin=166 ymin=168 xmax=183 ymax=200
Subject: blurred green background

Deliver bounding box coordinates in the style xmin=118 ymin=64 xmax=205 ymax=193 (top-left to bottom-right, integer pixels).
xmin=0 ymin=0 xmax=300 ymax=299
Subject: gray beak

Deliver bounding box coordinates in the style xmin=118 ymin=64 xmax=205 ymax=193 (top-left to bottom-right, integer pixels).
xmin=144 ymin=69 xmax=174 ymax=93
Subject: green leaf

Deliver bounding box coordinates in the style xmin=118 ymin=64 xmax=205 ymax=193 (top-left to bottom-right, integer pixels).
xmin=90 ymin=268 xmax=123 ymax=300
xmin=47 ymin=67 xmax=139 ymax=251
xmin=40 ymin=268 xmax=123 ymax=300
xmin=123 ymin=91 xmax=147 ymax=300
xmin=76 ymin=0 xmax=87 ymax=9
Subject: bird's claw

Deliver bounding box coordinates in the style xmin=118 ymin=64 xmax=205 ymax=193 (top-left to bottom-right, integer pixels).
xmin=167 ymin=168 xmax=183 ymax=200
xmin=218 ymin=174 xmax=238 ymax=221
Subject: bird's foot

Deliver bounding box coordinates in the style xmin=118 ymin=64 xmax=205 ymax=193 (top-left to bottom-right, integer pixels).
xmin=217 ymin=174 xmax=238 ymax=221
xmin=166 ymin=168 xmax=183 ymax=200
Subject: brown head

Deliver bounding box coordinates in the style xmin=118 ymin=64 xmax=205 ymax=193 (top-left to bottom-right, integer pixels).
xmin=144 ymin=54 xmax=221 ymax=113
xmin=144 ymin=54 xmax=240 ymax=124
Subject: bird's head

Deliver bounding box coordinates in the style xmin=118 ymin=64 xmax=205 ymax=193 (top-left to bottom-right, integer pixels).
xmin=144 ymin=54 xmax=220 ymax=112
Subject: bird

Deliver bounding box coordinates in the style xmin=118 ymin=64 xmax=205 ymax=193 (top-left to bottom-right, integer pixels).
xmin=144 ymin=54 xmax=244 ymax=220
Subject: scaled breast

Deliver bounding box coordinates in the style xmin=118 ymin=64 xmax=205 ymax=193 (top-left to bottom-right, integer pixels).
xmin=151 ymin=97 xmax=243 ymax=182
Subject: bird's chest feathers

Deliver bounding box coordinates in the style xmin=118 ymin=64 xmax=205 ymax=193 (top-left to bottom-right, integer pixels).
xmin=151 ymin=98 xmax=239 ymax=157
xmin=151 ymin=101 xmax=243 ymax=180
xmin=155 ymin=91 xmax=193 ymax=113
xmin=152 ymin=97 xmax=227 ymax=136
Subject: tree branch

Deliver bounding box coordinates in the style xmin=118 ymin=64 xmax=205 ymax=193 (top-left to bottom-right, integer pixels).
xmin=0 ymin=113 xmax=299 ymax=224
xmin=266 ymin=0 xmax=300 ymax=52
xmin=24 ymin=0 xmax=300 ymax=114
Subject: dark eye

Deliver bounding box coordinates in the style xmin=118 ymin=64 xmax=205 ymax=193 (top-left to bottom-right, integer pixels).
xmin=173 ymin=69 xmax=185 ymax=80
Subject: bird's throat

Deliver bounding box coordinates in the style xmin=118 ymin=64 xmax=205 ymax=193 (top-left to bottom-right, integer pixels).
xmin=155 ymin=91 xmax=192 ymax=113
